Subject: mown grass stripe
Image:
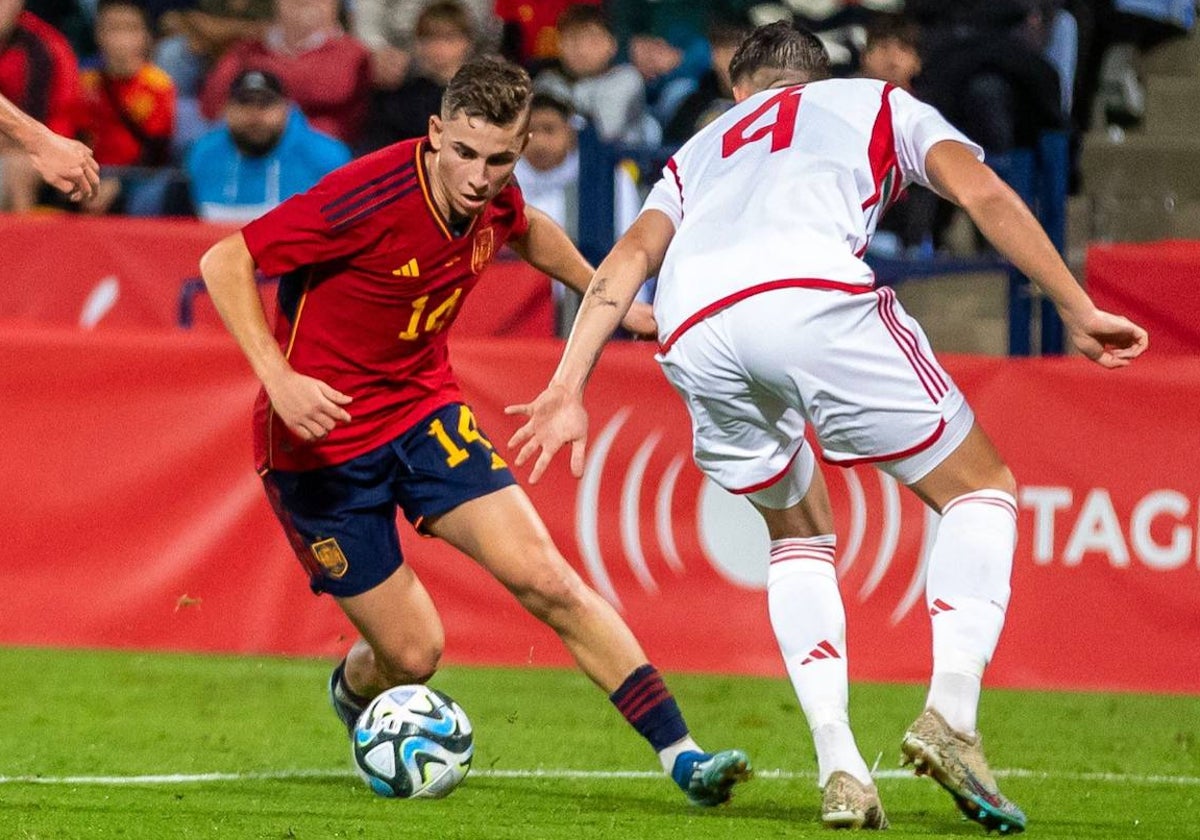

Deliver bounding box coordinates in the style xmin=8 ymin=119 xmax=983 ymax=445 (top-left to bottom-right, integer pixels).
xmin=2 ymin=767 xmax=1198 ymax=786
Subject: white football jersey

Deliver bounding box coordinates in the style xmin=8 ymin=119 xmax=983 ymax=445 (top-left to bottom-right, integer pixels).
xmin=642 ymin=78 xmax=982 ymax=349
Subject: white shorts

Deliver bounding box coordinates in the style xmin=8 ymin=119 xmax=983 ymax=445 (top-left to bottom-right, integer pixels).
xmin=657 ymin=285 xmax=975 ymax=494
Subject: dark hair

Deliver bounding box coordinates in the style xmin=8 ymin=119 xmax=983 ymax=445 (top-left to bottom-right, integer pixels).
xmin=529 ymin=91 xmax=574 ymax=121
xmin=728 ymin=21 xmax=831 ymax=88
xmin=96 ymin=0 xmax=149 ymax=26
xmin=416 ymin=1 xmax=475 ymax=39
xmin=864 ymin=14 xmax=921 ymax=53
xmin=708 ymin=21 xmax=751 ymax=50
xmin=557 ymin=4 xmax=610 ymax=35
xmin=442 ymin=57 xmax=533 ymax=125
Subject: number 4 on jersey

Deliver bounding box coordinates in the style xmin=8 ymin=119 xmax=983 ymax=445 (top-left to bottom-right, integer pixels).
xmin=721 ymin=86 xmax=803 ymax=158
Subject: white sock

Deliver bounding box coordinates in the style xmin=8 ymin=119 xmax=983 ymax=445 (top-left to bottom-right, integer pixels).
xmin=658 ymin=735 xmax=702 ymax=774
xmin=924 ymin=490 xmax=1017 ymax=736
xmin=769 ymin=536 xmax=872 ymax=787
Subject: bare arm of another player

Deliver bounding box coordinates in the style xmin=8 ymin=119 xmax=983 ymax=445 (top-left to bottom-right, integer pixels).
xmin=0 ymin=94 xmax=99 ymax=201
xmin=505 ymin=210 xmax=676 ymax=482
xmin=508 ymin=205 xmax=657 ymax=337
xmin=925 ymin=140 xmax=1148 ymax=367
xmin=200 ymin=233 xmax=352 ymax=441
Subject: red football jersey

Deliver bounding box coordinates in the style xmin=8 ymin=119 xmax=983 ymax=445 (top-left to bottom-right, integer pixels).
xmin=241 ymin=137 xmax=529 ymax=472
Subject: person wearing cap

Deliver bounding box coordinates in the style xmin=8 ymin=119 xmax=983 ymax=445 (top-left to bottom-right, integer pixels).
xmin=185 ymin=68 xmax=350 ymax=222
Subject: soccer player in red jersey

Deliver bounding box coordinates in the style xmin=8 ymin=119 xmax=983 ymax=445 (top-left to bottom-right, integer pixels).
xmin=0 ymin=93 xmax=98 ymax=200
xmin=200 ymin=56 xmax=750 ymax=805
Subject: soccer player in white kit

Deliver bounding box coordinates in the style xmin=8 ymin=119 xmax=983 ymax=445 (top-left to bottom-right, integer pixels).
xmin=507 ymin=21 xmax=1148 ymax=833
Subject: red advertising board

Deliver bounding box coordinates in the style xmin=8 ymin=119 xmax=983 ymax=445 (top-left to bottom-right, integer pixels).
xmin=0 ymin=216 xmax=552 ymax=337
xmin=3 ymin=324 xmax=1198 ymax=694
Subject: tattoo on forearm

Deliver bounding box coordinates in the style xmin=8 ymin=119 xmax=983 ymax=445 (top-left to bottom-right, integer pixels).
xmin=586 ymin=277 xmax=620 ymax=308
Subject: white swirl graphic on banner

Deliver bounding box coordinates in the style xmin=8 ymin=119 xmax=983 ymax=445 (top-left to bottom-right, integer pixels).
xmin=655 ymin=456 xmax=686 ymax=574
xmin=697 ymin=479 xmax=770 ymax=588
xmin=574 ymin=407 xmax=940 ymax=615
xmin=576 ymin=409 xmax=630 ymax=608
xmin=858 ymin=472 xmax=902 ymax=601
xmin=836 ymin=467 xmax=867 ymax=579
xmin=891 ymin=505 xmax=941 ymax=624
xmin=620 ymin=432 xmax=662 ymax=593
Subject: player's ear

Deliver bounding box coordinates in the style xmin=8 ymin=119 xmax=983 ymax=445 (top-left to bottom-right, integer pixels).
xmin=428 ymin=114 xmax=443 ymax=150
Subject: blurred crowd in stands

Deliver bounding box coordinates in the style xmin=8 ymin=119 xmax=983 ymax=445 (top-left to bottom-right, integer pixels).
xmin=0 ymin=0 xmax=1195 ymax=246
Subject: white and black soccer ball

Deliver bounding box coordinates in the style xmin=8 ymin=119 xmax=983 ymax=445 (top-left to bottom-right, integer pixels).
xmin=351 ymin=685 xmax=474 ymax=799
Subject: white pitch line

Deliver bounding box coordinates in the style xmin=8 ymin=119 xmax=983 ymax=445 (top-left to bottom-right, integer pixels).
xmin=1 ymin=767 xmax=1199 ymax=787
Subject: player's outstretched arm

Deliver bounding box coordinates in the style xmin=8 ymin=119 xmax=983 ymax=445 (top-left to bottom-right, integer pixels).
xmin=0 ymin=94 xmax=99 ymax=201
xmin=925 ymin=140 xmax=1148 ymax=368
xmin=509 ymin=205 xmax=657 ymax=337
xmin=200 ymin=233 xmax=352 ymax=441
xmin=506 ymin=210 xmax=675 ymax=483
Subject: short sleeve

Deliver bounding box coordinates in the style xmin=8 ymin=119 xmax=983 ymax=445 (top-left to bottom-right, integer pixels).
xmin=640 ymin=158 xmax=683 ymax=229
xmin=506 ymin=182 xmax=530 ymax=239
xmin=241 ymin=164 xmax=386 ymax=277
xmin=890 ymin=87 xmax=984 ymax=189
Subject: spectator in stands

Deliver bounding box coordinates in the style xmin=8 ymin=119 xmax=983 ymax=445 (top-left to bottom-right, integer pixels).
xmin=0 ymin=0 xmax=80 ymax=211
xmin=608 ymin=0 xmax=752 ymax=124
xmin=663 ymin=22 xmax=746 ymax=145
xmin=1072 ymin=0 xmax=1193 ymax=132
xmin=201 ymin=0 xmax=371 ymax=145
xmin=25 ymin=0 xmax=91 ymax=55
xmin=908 ymin=0 xmax=1066 ymax=155
xmin=359 ymin=1 xmax=473 ymax=152
xmin=353 ymin=0 xmax=498 ymax=91
xmin=858 ymin=12 xmax=921 ymax=92
xmin=76 ymin=0 xmax=175 ymax=215
xmin=857 ymin=14 xmax=932 ymax=256
xmin=534 ymin=4 xmax=652 ymax=144
xmin=186 ymin=68 xmax=349 ymax=222
xmin=495 ymin=0 xmax=599 ymax=66
xmin=154 ymin=0 xmax=272 ymax=155
xmin=513 ymin=92 xmax=643 ymax=335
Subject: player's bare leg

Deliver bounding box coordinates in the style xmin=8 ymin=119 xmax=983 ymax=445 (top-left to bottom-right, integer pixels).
xmin=427 ymin=485 xmax=751 ymax=805
xmin=901 ymin=421 xmax=1026 ymax=833
xmin=750 ymin=450 xmax=887 ymax=829
xmin=327 ymin=564 xmax=446 ymax=731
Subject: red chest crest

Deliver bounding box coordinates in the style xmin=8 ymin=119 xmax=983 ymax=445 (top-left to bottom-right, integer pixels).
xmin=470 ymin=226 xmax=495 ymax=274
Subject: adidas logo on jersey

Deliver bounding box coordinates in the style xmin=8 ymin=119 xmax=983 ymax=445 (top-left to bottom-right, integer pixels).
xmin=393 ymin=258 xmax=420 ymax=277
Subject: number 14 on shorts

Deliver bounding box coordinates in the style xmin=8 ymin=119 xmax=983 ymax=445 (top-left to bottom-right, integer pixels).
xmin=428 ymin=405 xmax=507 ymax=470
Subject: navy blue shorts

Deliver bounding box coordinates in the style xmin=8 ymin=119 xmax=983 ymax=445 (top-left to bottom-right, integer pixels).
xmin=262 ymin=402 xmax=516 ymax=597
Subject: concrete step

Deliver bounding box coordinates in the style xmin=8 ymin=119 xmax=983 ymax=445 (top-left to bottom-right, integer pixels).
xmin=892 ymin=271 xmax=1008 ymax=356
xmin=1144 ymin=76 xmax=1200 ymax=136
xmin=1087 ymin=194 xmax=1200 ymax=242
xmin=1141 ymin=31 xmax=1200 ymax=78
xmin=1081 ymin=134 xmax=1200 ymax=201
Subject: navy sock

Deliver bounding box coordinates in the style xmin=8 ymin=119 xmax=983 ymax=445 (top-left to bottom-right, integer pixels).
xmin=609 ymin=664 xmax=689 ymax=751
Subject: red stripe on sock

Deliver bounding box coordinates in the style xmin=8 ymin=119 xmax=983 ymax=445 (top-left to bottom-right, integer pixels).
xmin=625 ymin=688 xmax=671 ymax=723
xmin=616 ymin=676 xmax=664 ymax=715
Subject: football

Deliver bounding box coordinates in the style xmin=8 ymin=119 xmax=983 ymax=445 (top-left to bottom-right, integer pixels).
xmin=351 ymin=684 xmax=474 ymax=799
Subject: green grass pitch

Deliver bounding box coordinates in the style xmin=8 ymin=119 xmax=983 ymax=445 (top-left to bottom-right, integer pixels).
xmin=1 ymin=646 xmax=1197 ymax=839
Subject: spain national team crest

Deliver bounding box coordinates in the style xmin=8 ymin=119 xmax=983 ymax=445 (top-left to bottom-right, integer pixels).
xmin=471 ymin=226 xmax=495 ymax=274
xmin=310 ymin=537 xmax=349 ymax=579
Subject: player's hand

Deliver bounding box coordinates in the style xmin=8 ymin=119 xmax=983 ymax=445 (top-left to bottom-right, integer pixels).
xmin=505 ymin=384 xmax=589 ymax=484
xmin=621 ymin=301 xmax=657 ymax=339
xmin=1064 ymin=307 xmax=1149 ymax=369
xmin=24 ymin=126 xmax=100 ymax=201
xmin=264 ymin=370 xmax=353 ymax=441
